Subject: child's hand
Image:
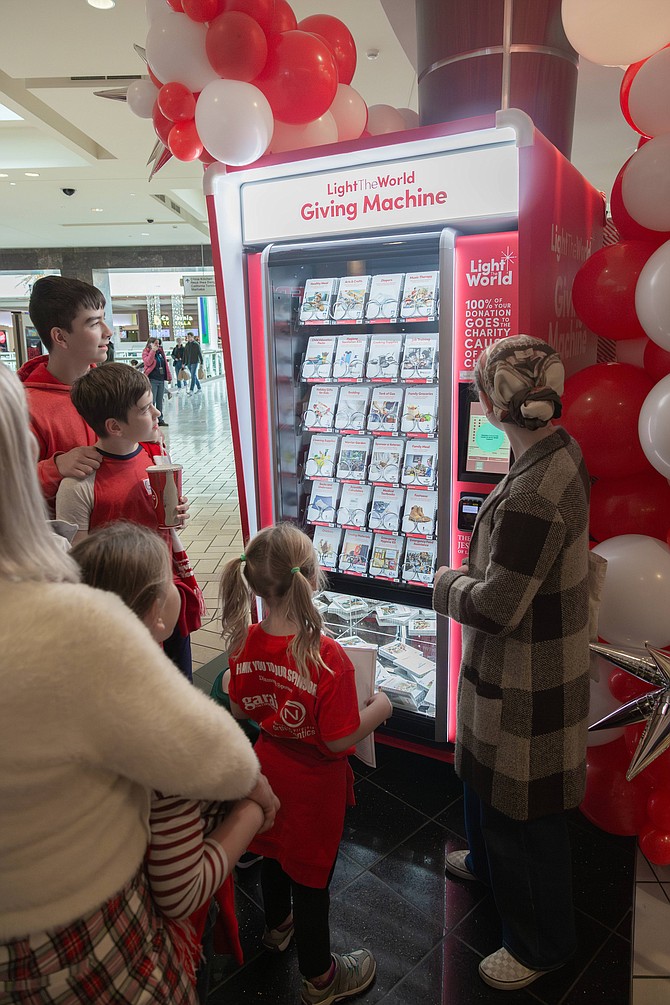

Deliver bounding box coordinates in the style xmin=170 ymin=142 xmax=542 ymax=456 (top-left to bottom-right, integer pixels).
xmin=247 ymin=774 xmax=280 ymax=834
xmin=176 ymin=495 xmax=189 ymax=528
xmin=366 ymin=691 xmax=393 ymax=721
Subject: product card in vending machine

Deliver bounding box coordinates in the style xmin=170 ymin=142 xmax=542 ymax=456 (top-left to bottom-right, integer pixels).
xmin=366 ymin=387 xmax=404 ymax=435
xmin=307 ymin=478 xmax=340 ymax=525
xmin=400 ymin=335 xmax=438 ymax=382
xmin=365 ymin=274 xmax=404 ymax=322
xmin=332 ymin=335 xmax=368 ymax=380
xmin=304 ymin=385 xmax=339 ymax=430
xmin=368 ymin=485 xmax=405 ymax=534
xmin=401 ymin=439 xmax=437 ymax=488
xmin=402 ymin=488 xmax=437 ymax=537
xmin=369 ymin=533 xmax=405 ymax=581
xmin=365 ymin=334 xmax=404 ymax=381
xmin=302 ymin=336 xmax=336 ymax=381
xmin=337 ymin=482 xmax=372 ymax=529
xmin=400 ymin=271 xmax=439 ymax=320
xmin=369 ymin=437 xmax=405 ymax=485
xmin=300 ymin=278 xmax=338 ymax=324
xmin=314 ymin=526 xmax=342 ymax=571
xmin=336 ymin=436 xmax=371 ymax=481
xmin=305 ymin=434 xmax=339 ymax=479
xmin=334 ymin=385 xmax=370 ymax=432
xmin=401 ymin=386 xmax=438 ymax=435
xmin=338 ymin=529 xmax=373 ymax=576
xmin=331 ymin=275 xmax=371 ymax=323
xmin=402 ymin=538 xmax=437 ymax=584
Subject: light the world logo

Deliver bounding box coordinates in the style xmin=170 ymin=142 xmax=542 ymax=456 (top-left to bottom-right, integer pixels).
xmin=466 ymin=246 xmax=515 ymax=287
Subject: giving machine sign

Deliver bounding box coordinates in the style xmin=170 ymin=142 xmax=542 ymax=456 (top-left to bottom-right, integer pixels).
xmin=241 ymin=145 xmax=518 ymax=244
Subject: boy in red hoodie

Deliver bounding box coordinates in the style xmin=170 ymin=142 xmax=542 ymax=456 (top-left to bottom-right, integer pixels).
xmin=18 ymin=276 xmax=112 ymax=512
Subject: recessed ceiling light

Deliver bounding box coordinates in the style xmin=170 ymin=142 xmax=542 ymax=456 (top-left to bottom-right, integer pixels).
xmin=91 ymin=207 xmax=104 ymax=212
xmin=0 ymin=173 xmax=8 ymax=178
xmin=87 ymin=0 xmax=115 ymax=8
xmin=141 ymin=232 xmax=150 ymax=236
xmin=9 ymin=182 xmax=17 ymax=186
xmin=25 ymin=172 xmax=40 ymax=177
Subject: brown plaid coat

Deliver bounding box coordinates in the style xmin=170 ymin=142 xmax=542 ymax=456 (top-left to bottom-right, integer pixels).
xmin=434 ymin=428 xmax=591 ymax=820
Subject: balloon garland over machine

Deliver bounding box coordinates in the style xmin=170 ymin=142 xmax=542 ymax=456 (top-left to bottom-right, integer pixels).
xmin=124 ymin=0 xmax=420 ymax=174
xmin=560 ymin=0 xmax=670 ymax=863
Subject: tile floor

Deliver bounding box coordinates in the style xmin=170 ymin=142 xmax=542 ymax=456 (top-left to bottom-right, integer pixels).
xmin=165 ymin=375 xmax=667 ymax=1005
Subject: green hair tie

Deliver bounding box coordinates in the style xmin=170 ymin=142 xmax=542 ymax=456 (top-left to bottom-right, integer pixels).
xmin=240 ymin=554 xmax=246 ymax=563
xmin=291 ymin=566 xmax=300 ymax=574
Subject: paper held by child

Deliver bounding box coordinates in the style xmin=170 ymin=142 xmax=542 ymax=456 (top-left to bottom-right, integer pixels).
xmin=339 ymin=643 xmax=378 ymax=769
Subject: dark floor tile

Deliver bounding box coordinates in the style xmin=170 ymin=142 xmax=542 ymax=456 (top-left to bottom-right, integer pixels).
xmin=331 ymin=847 xmax=369 ymax=895
xmin=377 ymin=934 xmax=539 ymax=1005
xmin=570 ymin=825 xmax=636 ymax=930
xmin=434 ymin=797 xmax=467 ymax=841
xmin=368 ymin=749 xmax=464 ymax=818
xmin=617 ymin=909 xmax=633 ymax=942
xmin=371 ymin=820 xmax=487 ymax=926
xmin=233 ymin=861 xmax=263 ymax=912
xmin=557 ymin=931 xmax=631 ymax=1005
xmin=328 ymin=871 xmax=446 ymax=1002
xmin=208 ymin=943 xmax=301 ymax=1003
xmin=342 ymin=778 xmax=429 ymax=868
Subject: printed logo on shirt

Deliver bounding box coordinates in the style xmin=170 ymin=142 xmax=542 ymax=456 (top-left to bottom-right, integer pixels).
xmin=236 ymin=660 xmax=317 ymax=696
xmin=280 ymin=700 xmax=307 ymax=728
xmin=143 ymin=477 xmax=152 ymax=495
xmin=242 ymin=693 xmax=279 ymax=713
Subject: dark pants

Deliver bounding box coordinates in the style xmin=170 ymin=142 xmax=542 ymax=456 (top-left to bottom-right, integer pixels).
xmin=463 ymin=783 xmax=576 ymax=971
xmin=261 ymin=856 xmax=335 ymax=979
xmin=163 ymin=625 xmax=193 ymax=682
xmin=150 ymin=378 xmax=165 ymax=420
xmin=188 ymin=362 xmax=201 ymax=392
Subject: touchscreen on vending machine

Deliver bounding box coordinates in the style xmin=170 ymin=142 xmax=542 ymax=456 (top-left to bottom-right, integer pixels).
xmin=463 ymin=400 xmax=511 ymax=477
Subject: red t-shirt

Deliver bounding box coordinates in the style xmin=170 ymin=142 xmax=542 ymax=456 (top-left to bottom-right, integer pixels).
xmin=228 ymin=624 xmax=360 ymax=886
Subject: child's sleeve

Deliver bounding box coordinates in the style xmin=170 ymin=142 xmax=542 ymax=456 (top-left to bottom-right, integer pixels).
xmin=147 ymin=794 xmax=228 ymax=919
xmin=55 ymin=473 xmax=95 ymax=534
xmin=315 ymin=641 xmax=361 ymax=745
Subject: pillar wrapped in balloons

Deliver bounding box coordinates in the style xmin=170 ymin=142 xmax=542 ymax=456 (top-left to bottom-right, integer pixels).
xmin=560 ymin=0 xmax=670 ymax=862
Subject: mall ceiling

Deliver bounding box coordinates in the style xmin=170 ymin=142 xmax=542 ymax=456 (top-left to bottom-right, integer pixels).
xmin=0 ymin=0 xmax=638 ymax=251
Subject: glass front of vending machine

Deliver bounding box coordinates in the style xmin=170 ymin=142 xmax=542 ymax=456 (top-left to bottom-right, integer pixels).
xmin=257 ymin=230 xmax=455 ymax=743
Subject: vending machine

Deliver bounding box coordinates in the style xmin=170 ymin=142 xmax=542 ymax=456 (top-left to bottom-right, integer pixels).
xmin=206 ymin=109 xmax=604 ymax=746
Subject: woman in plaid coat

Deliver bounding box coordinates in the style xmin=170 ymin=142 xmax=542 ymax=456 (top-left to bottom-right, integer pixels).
xmin=434 ymin=336 xmax=591 ymax=993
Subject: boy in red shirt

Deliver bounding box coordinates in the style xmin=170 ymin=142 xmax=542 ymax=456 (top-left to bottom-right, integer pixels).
xmin=55 ymin=362 xmax=200 ymax=680
xmin=18 ymin=276 xmax=113 ymax=512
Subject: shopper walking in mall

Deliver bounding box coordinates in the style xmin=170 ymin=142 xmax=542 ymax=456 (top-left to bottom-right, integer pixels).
xmin=433 ymin=335 xmax=592 ymax=993
xmin=0 ymin=362 xmax=274 ymax=1005
xmin=183 ymin=331 xmax=203 ymax=395
xmin=171 ymin=336 xmax=186 ymax=390
xmin=142 ymin=336 xmax=171 ymax=426
xmin=219 ymin=523 xmax=391 ymax=1005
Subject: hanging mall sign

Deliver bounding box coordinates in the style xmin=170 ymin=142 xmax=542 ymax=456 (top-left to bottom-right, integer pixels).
xmin=182 ymin=275 xmax=216 ymax=296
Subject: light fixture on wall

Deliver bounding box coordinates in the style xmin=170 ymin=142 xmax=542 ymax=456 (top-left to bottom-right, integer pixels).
xmin=87 ymin=0 xmax=116 ymax=9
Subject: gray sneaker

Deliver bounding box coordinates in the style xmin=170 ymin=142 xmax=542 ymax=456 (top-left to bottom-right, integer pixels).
xmin=262 ymin=918 xmax=294 ymax=952
xmin=301 ymin=950 xmax=376 ymax=1005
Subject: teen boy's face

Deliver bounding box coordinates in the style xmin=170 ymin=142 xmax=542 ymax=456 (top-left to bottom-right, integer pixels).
xmin=118 ymin=390 xmax=161 ymax=444
xmin=61 ymin=306 xmax=112 ymax=365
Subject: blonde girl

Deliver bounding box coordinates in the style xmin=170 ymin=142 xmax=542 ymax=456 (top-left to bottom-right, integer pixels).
xmin=219 ymin=522 xmax=391 ymax=1005
xmin=71 ymin=522 xmax=278 ymax=992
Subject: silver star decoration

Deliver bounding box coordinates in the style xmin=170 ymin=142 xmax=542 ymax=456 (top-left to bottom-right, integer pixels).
xmin=589 ymin=642 xmax=670 ymax=781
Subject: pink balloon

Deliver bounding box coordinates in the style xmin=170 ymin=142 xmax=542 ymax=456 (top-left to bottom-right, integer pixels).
xmin=146 ymin=8 xmax=219 ymax=93
xmin=328 ymin=84 xmax=367 ymax=142
xmin=397 ymin=107 xmax=420 ymax=129
xmin=635 ymin=239 xmax=670 ymax=352
xmin=622 ymin=134 xmax=670 ymax=232
xmin=270 ymin=112 xmax=338 ymax=153
xmin=366 ymin=104 xmax=406 ymax=136
xmin=623 ymin=44 xmax=670 ymax=138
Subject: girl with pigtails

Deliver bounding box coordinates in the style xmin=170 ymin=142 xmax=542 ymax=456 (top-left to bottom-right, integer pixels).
xmin=219 ymin=523 xmax=391 ymax=1005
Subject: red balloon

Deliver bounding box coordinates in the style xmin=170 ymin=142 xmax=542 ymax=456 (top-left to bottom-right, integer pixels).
xmin=581 ymin=761 xmax=650 ymax=835
xmin=267 ymin=0 xmax=297 ymax=35
xmin=586 ymin=735 xmax=632 ymax=771
xmin=590 ymin=470 xmax=670 ymax=542
xmin=608 ymin=669 xmax=656 ymax=704
xmin=221 ymin=0 xmax=275 ymax=31
xmin=206 ymin=12 xmax=268 ymax=81
xmin=560 ymin=363 xmax=655 ymax=478
xmin=182 ymin=0 xmax=224 ymax=21
xmin=166 ymin=0 xmax=184 ymax=9
xmin=639 ymin=824 xmax=670 ymax=865
xmin=254 ymin=30 xmax=338 ymax=125
xmin=610 ymin=158 xmax=670 ymax=247
xmin=640 ymin=748 xmax=670 ymax=788
xmin=157 ymin=82 xmax=196 ymax=123
xmin=572 ymin=240 xmax=655 ymax=340
xmin=647 ymin=790 xmax=670 ymax=831
xmin=644 ymin=340 xmax=670 ymax=383
xmin=152 ymin=103 xmax=173 ymax=145
xmin=624 ymin=723 xmax=646 ymax=757
xmin=167 ymin=120 xmax=203 ymax=161
xmin=298 ymin=14 xmax=357 ymax=85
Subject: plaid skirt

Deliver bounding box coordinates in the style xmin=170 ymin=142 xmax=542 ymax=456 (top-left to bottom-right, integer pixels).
xmin=0 ymin=868 xmax=196 ymax=1005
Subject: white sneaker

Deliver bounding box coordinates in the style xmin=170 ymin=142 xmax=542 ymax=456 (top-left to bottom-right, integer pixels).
xmin=445 ymin=849 xmax=477 ymax=881
xmin=479 ymin=948 xmax=549 ymax=990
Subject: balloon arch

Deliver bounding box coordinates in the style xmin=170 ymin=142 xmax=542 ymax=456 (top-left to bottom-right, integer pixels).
xmin=128 ymin=0 xmax=670 ymax=863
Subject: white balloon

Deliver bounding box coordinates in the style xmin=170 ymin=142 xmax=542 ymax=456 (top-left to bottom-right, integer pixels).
xmin=561 ymin=0 xmax=670 ymax=66
xmin=635 ymin=239 xmax=670 ymax=351
xmin=270 ymin=113 xmax=338 ymax=154
xmin=587 ymin=663 xmax=625 ymax=746
xmin=146 ymin=9 xmax=218 ymax=93
xmin=328 ymin=84 xmax=367 ymax=142
xmin=638 ymin=373 xmax=670 ymax=479
xmin=628 ymin=46 xmax=670 ymax=137
xmin=592 ymin=535 xmax=670 ymax=648
xmin=145 ymin=0 xmax=168 ymax=23
xmin=366 ymin=104 xmax=406 ymax=136
xmin=397 ymin=107 xmax=420 ymax=129
xmin=615 ymin=336 xmax=648 ymax=367
xmin=127 ymin=78 xmax=159 ymax=119
xmin=621 ymin=134 xmax=670 ymax=231
xmin=195 ymin=80 xmax=273 ymax=166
